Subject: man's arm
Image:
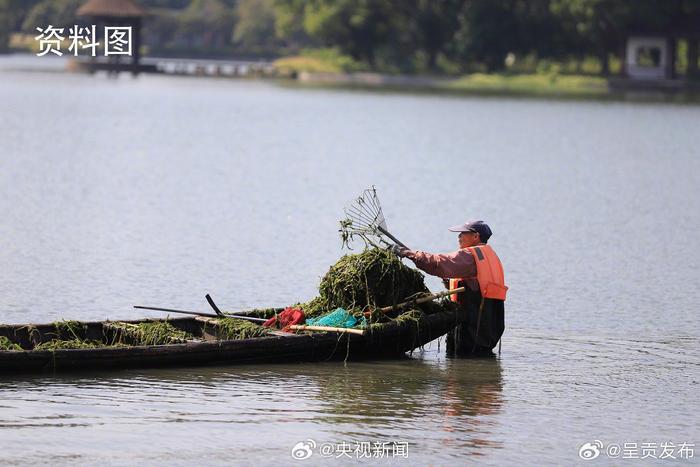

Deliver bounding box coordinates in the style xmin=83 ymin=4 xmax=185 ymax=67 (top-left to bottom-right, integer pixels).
xmin=402 ymin=248 xmax=476 ymax=279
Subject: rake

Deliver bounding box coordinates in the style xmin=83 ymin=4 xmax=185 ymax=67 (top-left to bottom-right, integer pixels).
xmin=340 ymin=187 xmax=407 ymax=248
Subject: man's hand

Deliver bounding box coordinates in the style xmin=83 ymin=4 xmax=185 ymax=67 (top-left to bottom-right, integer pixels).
xmin=391 ymin=244 xmax=411 ymax=258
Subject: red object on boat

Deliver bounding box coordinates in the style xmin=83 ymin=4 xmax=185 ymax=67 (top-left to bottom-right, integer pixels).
xmin=263 ymin=307 xmax=305 ymax=331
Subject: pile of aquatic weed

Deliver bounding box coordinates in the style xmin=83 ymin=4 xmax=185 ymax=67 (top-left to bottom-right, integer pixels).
xmin=107 ymin=321 xmax=193 ymax=346
xmin=369 ymin=309 xmax=428 ymax=332
xmin=215 ymin=318 xmax=271 ymax=340
xmin=34 ymin=320 xmax=99 ymax=350
xmin=32 ymin=320 xmax=132 ymax=350
xmin=0 ymin=336 xmax=22 ymax=351
xmin=35 ymin=339 xmax=104 ymax=350
xmin=233 ymin=307 xmax=279 ymax=320
xmin=300 ymin=248 xmax=429 ymax=319
xmin=366 ymin=308 xmax=446 ymax=351
xmin=51 ymin=320 xmax=85 ymax=340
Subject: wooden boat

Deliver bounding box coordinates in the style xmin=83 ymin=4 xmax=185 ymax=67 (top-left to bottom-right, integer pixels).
xmin=0 ymin=305 xmax=467 ymax=373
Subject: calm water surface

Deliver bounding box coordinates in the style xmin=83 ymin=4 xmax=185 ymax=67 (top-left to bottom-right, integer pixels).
xmin=0 ymin=55 xmax=698 ymax=465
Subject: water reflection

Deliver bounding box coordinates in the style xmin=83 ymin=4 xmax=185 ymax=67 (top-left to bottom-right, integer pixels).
xmin=437 ymin=357 xmax=504 ymax=455
xmin=0 ymin=355 xmax=504 ymax=461
xmin=309 ymin=355 xmax=504 ymax=457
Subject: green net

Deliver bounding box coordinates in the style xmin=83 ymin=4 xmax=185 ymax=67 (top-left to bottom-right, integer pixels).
xmin=306 ymin=307 xmax=367 ymax=328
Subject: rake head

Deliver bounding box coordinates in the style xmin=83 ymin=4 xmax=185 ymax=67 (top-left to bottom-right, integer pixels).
xmin=340 ymin=186 xmax=404 ymax=249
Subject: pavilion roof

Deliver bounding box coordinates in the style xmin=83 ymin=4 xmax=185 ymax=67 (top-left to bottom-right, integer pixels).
xmin=77 ymin=0 xmax=146 ymax=18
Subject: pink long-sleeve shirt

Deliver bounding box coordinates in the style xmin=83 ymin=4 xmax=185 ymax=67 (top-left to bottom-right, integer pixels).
xmin=405 ymin=248 xmax=479 ymax=291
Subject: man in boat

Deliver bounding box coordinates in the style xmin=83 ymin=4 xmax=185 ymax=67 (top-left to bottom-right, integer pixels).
xmin=392 ymin=220 xmax=507 ymax=355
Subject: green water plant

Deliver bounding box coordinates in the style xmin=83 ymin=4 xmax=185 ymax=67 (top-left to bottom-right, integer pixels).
xmin=33 ymin=320 xmax=112 ymax=350
xmin=35 ymin=339 xmax=103 ymax=350
xmin=301 ymin=248 xmax=428 ymax=319
xmin=51 ymin=320 xmax=85 ymax=340
xmin=215 ymin=318 xmax=271 ymax=340
xmin=0 ymin=336 xmax=22 ymax=351
xmin=107 ymin=321 xmax=193 ymax=346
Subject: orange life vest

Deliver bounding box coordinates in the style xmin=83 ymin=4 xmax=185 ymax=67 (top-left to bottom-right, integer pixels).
xmin=449 ymin=244 xmax=508 ymax=302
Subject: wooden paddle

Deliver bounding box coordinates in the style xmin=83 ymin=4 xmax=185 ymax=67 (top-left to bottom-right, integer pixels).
xmin=133 ymin=305 xmax=267 ymax=323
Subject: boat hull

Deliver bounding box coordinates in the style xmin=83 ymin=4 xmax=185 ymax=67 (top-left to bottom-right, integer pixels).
xmin=0 ymin=308 xmax=467 ymax=373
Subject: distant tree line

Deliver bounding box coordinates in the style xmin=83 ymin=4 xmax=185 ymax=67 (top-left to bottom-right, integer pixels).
xmin=2 ymin=0 xmax=699 ymax=75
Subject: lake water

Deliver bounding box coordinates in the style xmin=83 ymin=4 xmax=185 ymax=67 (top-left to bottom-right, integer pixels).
xmin=1 ymin=55 xmax=698 ymax=465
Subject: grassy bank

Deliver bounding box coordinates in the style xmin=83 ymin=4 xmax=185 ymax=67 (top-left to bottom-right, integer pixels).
xmin=273 ymin=52 xmax=700 ymax=103
xmin=273 ymin=51 xmax=609 ymax=98
xmin=443 ymin=73 xmax=608 ymax=97
xmin=273 ymin=49 xmax=366 ymax=76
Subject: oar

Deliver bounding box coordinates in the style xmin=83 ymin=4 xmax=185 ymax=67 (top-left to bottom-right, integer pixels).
xmin=204 ymin=293 xmax=270 ymax=324
xmin=205 ymin=294 xmax=225 ymax=316
xmin=133 ymin=305 xmax=267 ymax=323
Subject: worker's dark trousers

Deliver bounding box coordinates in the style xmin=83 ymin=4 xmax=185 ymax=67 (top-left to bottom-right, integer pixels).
xmin=447 ymin=291 xmax=504 ymax=356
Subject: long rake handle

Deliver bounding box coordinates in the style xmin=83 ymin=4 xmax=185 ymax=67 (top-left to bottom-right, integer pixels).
xmin=377 ymin=225 xmax=407 ymax=248
xmin=377 ymin=286 xmax=466 ymax=313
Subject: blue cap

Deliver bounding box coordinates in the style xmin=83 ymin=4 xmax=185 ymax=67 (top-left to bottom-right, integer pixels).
xmin=448 ymin=220 xmax=492 ymax=242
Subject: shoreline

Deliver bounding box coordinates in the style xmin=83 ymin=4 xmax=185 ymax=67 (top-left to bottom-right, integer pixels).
xmin=288 ymin=71 xmax=700 ymax=104
xmin=3 ymin=53 xmax=700 ymax=104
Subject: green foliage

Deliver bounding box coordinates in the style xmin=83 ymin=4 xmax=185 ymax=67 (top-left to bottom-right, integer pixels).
xmin=300 ymin=248 xmax=428 ymax=318
xmin=3 ymin=0 xmax=699 ymax=74
xmin=177 ymin=0 xmax=234 ymax=49
xmin=406 ymin=0 xmax=463 ymax=72
xmin=299 ymin=0 xmax=394 ymax=67
xmin=0 ymin=0 xmax=40 ymax=52
xmin=272 ymin=0 xmax=311 ymax=47
xmin=21 ymin=0 xmax=82 ymax=33
xmin=273 ymin=0 xmax=700 ymax=75
xmin=28 ymin=320 xmax=195 ymax=350
xmin=35 ymin=339 xmax=102 ymax=350
xmin=0 ymin=4 xmax=9 ymax=53
xmin=366 ymin=308 xmax=429 ymax=343
xmin=299 ymin=296 xmax=329 ymax=318
xmin=215 ymin=318 xmax=272 ymax=340
xmin=52 ymin=320 xmax=85 ymax=340
xmin=302 ymin=47 xmax=364 ymax=71
xmin=107 ymin=321 xmax=193 ymax=346
xmin=233 ymin=0 xmax=276 ymax=48
xmin=143 ymin=8 xmax=181 ymax=50
xmin=239 ymin=308 xmax=279 ymax=319
xmin=273 ymin=47 xmax=364 ymax=75
xmin=0 ymin=336 xmax=22 ymax=351
xmin=446 ymin=72 xmax=608 ymax=96
xmin=273 ymin=55 xmax=338 ymax=74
